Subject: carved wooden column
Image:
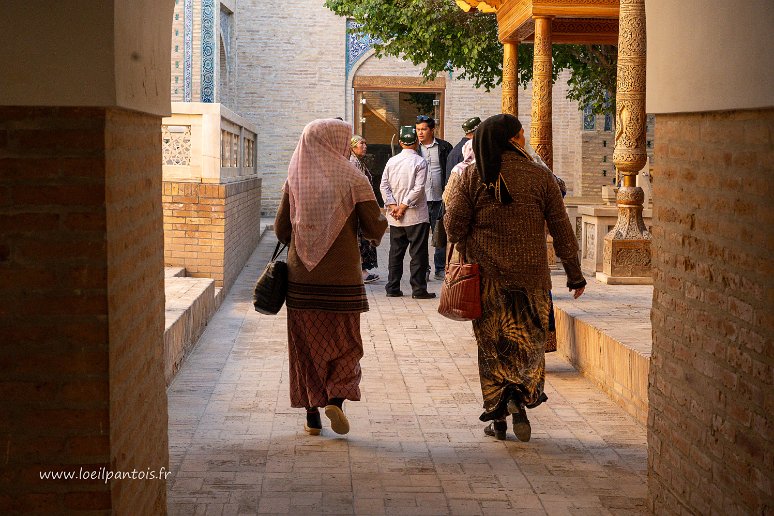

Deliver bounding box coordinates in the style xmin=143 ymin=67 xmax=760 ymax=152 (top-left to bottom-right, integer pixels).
xmin=530 ymin=16 xmax=553 ymax=170
xmin=598 ymin=0 xmax=652 ymax=284
xmin=502 ymin=41 xmax=519 ymax=116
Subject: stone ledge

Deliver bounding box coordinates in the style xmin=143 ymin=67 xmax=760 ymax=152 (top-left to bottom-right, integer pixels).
xmin=164 ymin=274 xmax=218 ymax=386
xmin=551 ymin=270 xmax=652 ymax=425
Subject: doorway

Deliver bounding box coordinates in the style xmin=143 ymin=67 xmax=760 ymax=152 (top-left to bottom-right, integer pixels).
xmin=353 ymin=80 xmax=445 ymax=206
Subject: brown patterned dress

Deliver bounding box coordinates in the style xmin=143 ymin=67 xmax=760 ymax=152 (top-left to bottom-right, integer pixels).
xmin=445 ymin=149 xmax=586 ymax=422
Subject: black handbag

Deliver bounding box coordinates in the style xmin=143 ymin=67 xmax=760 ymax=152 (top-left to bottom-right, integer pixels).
xmin=252 ymin=242 xmax=288 ymax=315
xmin=432 ymin=204 xmax=448 ymax=248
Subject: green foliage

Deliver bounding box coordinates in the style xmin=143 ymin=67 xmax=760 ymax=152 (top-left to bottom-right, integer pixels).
xmin=405 ymin=92 xmax=437 ymax=114
xmin=325 ymin=0 xmax=617 ymax=115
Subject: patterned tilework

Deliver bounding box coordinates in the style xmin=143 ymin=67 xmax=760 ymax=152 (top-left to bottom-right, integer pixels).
xmin=201 ymin=0 xmax=215 ymax=103
xmin=184 ymin=0 xmax=193 ymax=101
xmin=345 ymin=19 xmax=380 ymax=78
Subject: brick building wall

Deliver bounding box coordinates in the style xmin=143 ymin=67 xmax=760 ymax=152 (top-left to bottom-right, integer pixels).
xmin=105 ymin=109 xmax=169 ymax=513
xmin=235 ymin=0 xmax=347 ymax=214
xmin=648 ymin=108 xmax=773 ymax=514
xmin=163 ymin=177 xmax=261 ymax=291
xmin=0 ymin=107 xmax=167 ymax=513
xmin=223 ymin=178 xmax=262 ymax=291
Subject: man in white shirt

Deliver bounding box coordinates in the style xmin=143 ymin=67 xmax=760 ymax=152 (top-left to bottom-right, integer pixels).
xmin=380 ymin=126 xmax=435 ymax=299
xmin=416 ymin=115 xmax=453 ymax=281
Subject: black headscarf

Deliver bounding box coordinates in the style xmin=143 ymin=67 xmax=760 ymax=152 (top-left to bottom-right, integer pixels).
xmin=473 ymin=114 xmax=523 ymax=204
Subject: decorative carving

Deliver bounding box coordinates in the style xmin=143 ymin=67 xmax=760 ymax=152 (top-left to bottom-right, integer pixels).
xmin=539 ymin=0 xmax=617 ymax=4
xmin=606 ymin=190 xmax=651 ymax=240
xmin=576 ymin=217 xmax=582 ymax=250
xmin=598 ymin=0 xmax=651 ymax=283
xmin=354 ymin=75 xmax=445 ymax=89
xmin=584 ymin=222 xmax=595 ymax=260
xmin=530 ymin=17 xmax=553 ymax=170
xmin=552 ymin=18 xmax=619 ymax=34
xmin=162 ymin=126 xmax=192 ymax=166
xmin=613 ymin=0 xmax=647 ymax=178
xmin=514 ymin=19 xmax=535 ymax=41
xmin=615 ymin=247 xmax=651 ymax=267
xmin=502 ymin=42 xmax=519 ymax=115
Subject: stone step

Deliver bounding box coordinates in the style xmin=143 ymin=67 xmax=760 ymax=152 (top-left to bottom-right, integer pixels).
xmin=165 ymin=266 xmax=186 ymax=278
xmin=164 ymin=276 xmax=218 ymax=386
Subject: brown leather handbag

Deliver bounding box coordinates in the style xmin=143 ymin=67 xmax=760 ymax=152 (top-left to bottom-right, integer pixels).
xmin=437 ymin=243 xmax=482 ymax=321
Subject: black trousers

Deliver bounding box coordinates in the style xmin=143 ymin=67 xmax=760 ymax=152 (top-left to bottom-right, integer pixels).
xmin=386 ymin=223 xmax=430 ymax=295
xmin=427 ymin=200 xmax=447 ymax=274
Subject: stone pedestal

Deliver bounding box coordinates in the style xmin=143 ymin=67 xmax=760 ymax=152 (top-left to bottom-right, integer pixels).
xmin=596 ymin=186 xmax=653 ymax=285
xmin=580 ymin=205 xmax=652 ymax=274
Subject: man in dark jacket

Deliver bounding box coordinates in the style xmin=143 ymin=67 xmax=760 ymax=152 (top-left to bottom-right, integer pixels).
xmin=415 ymin=115 xmax=453 ymax=280
xmin=446 ymin=116 xmax=481 ymax=179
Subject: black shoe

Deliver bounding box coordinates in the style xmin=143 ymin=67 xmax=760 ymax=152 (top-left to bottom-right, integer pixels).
xmin=411 ymin=292 xmax=436 ymax=299
xmin=484 ymin=420 xmax=507 ymax=440
xmin=304 ymin=409 xmax=322 ymax=436
xmin=512 ymin=406 xmax=531 ymax=442
xmin=386 ymin=290 xmax=403 ymax=297
xmin=433 ymin=271 xmax=445 ymax=280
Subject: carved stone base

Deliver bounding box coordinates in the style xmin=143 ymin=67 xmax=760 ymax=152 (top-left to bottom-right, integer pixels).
xmin=601 ymin=237 xmax=652 ymax=281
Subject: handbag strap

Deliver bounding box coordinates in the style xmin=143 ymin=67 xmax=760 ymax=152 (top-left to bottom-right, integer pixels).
xmin=271 ymin=241 xmax=288 ymax=261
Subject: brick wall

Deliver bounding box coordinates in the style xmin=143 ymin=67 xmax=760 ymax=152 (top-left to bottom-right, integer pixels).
xmin=0 ymin=106 xmax=167 ymax=512
xmin=224 ymin=178 xmax=262 ymax=292
xmin=105 ymin=109 xmax=168 ymax=514
xmin=163 ymin=177 xmax=261 ymax=291
xmin=235 ymin=0 xmax=347 ymax=215
xmin=648 ymin=108 xmax=773 ymax=514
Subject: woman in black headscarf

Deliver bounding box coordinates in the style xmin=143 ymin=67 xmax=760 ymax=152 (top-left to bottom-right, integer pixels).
xmin=444 ymin=114 xmax=586 ymax=442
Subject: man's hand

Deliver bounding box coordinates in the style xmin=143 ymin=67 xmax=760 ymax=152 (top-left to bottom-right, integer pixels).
xmin=570 ymin=286 xmax=585 ymax=299
xmin=389 ymin=204 xmax=408 ymax=220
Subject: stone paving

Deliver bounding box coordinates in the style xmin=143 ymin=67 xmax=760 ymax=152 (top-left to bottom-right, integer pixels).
xmin=167 ymin=232 xmax=648 ymax=515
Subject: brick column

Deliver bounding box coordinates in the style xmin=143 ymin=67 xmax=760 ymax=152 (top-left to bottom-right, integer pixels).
xmin=0 ymin=2 xmax=172 ymax=512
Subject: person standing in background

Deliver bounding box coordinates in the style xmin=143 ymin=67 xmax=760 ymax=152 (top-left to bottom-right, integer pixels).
xmin=415 ymin=115 xmax=453 ymax=281
xmin=446 ymin=116 xmax=481 ymax=178
xmin=350 ymin=135 xmax=380 ymax=284
xmin=380 ymin=126 xmax=435 ymax=299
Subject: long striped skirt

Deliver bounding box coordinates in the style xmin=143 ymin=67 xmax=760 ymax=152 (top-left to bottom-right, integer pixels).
xmin=473 ymin=277 xmax=551 ymax=422
xmin=286 ymin=309 xmax=364 ymax=408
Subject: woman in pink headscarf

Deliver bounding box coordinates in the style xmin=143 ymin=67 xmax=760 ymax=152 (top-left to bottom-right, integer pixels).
xmin=274 ymin=119 xmax=387 ymax=436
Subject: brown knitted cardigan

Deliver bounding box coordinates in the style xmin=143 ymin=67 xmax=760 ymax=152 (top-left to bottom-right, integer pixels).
xmin=275 ymin=191 xmax=387 ymax=312
xmin=444 ymin=150 xmax=586 ymax=291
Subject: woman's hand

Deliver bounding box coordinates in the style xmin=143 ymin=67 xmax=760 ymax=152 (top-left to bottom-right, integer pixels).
xmin=570 ymin=286 xmax=585 ymax=299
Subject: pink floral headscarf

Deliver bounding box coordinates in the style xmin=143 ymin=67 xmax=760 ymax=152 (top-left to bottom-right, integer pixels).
xmin=284 ymin=119 xmax=375 ymax=271
xmin=451 ymin=139 xmax=475 ymax=176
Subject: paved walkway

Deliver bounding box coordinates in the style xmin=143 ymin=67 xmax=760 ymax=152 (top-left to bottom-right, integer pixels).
xmin=167 ymin=233 xmax=648 ymax=515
